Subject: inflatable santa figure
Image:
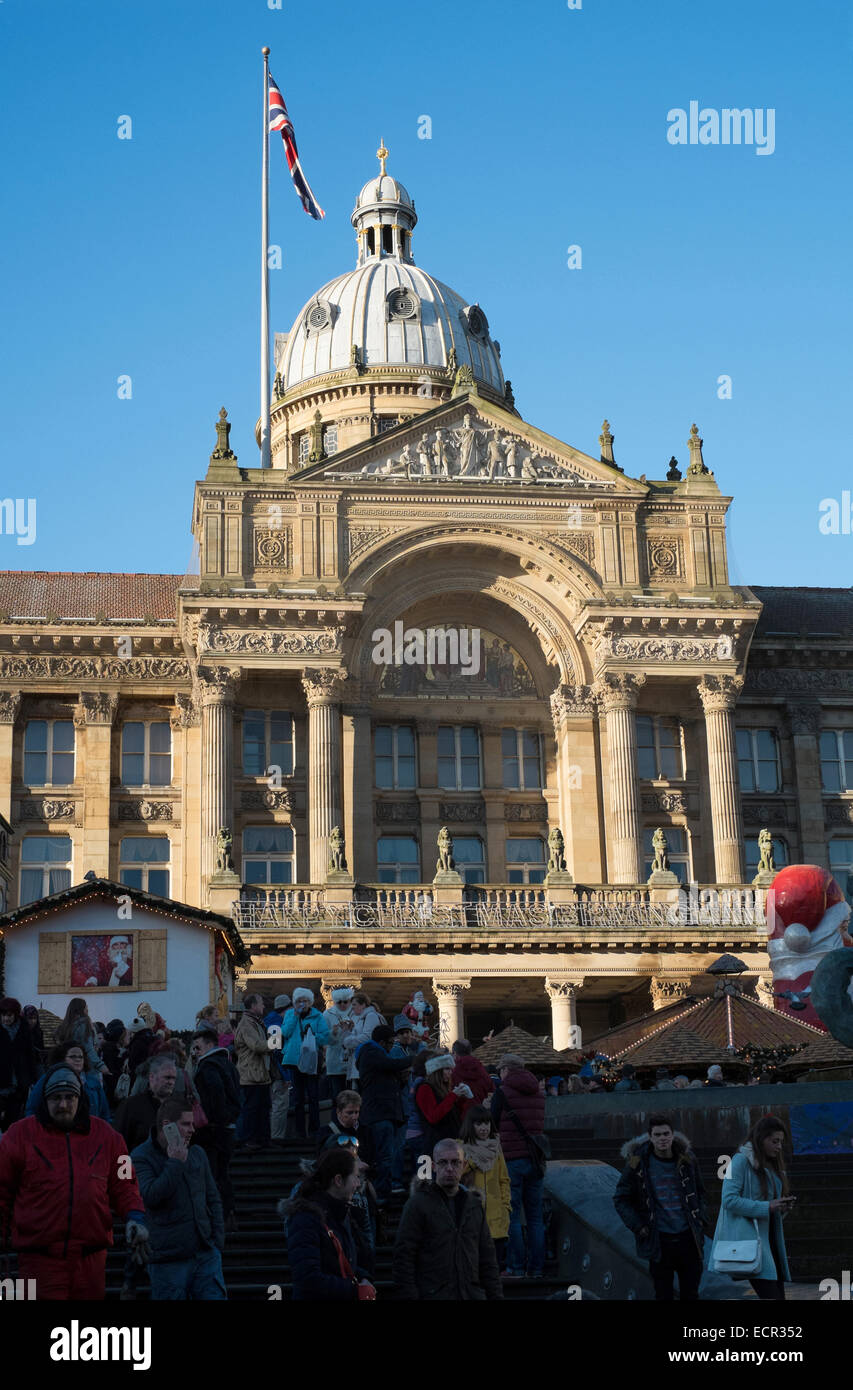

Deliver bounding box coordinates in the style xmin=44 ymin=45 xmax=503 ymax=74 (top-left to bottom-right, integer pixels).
xmin=767 ymin=864 xmax=852 ymax=1029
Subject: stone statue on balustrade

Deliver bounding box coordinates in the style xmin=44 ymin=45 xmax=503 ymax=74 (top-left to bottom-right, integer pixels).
xmin=211 ymin=826 xmax=239 ymax=883
xmin=647 ymin=827 xmax=678 ymax=887
xmin=544 ymin=826 xmax=573 ymax=887
xmin=752 ymin=827 xmax=776 ymax=887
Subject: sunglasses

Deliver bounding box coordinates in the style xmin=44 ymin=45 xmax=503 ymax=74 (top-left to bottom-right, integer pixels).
xmin=335 ymin=1136 xmax=359 ymax=1148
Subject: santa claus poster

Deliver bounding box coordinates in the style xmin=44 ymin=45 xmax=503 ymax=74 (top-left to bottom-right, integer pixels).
xmin=69 ymin=933 xmax=135 ymax=989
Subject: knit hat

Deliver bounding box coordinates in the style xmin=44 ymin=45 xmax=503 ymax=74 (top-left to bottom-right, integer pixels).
xmin=425 ymin=1053 xmax=454 ymax=1076
xmin=44 ymin=1066 xmax=82 ymax=1097
xmin=372 ymin=1024 xmax=394 ymax=1044
xmin=292 ymin=988 xmax=314 ymax=1005
xmin=274 ymin=994 xmax=291 ymax=1011
xmin=105 ymin=1018 xmax=125 ymax=1042
xmin=393 ymin=1014 xmax=413 ymax=1033
xmin=331 ymin=987 xmax=353 ymax=1003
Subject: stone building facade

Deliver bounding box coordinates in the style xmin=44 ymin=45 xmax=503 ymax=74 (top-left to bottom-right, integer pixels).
xmin=1 ymin=153 xmax=851 ymax=1044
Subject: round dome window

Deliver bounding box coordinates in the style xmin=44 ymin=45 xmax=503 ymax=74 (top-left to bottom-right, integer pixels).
xmin=387 ymin=287 xmax=420 ymax=321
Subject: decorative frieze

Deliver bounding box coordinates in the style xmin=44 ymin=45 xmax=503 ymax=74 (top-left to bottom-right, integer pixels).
xmin=745 ymin=668 xmax=853 ymax=694
xmin=375 ymin=800 xmax=420 ymax=822
xmin=641 ymin=791 xmax=688 ymax=814
xmin=241 ymin=787 xmax=293 ymax=813
xmin=742 ymin=799 xmax=795 ymax=827
xmin=826 ymin=799 xmax=853 ymax=826
xmin=117 ymin=800 xmax=173 ymax=822
xmin=18 ymin=798 xmax=76 ymax=821
xmin=599 ymin=634 xmax=733 ymax=663
xmin=505 ymin=802 xmax=547 ymax=822
xmin=198 ymin=624 xmax=343 ymax=657
xmin=439 ymin=801 xmax=485 ymax=822
xmin=0 ymin=656 xmax=189 ymax=681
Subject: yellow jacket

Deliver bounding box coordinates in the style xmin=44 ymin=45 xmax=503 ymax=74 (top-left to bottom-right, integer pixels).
xmin=463 ymin=1147 xmax=511 ymax=1240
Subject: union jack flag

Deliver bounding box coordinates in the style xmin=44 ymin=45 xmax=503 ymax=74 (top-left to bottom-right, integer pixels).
xmin=268 ymin=76 xmax=325 ymax=221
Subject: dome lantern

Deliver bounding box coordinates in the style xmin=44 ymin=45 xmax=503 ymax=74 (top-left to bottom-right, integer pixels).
xmin=351 ymin=140 xmax=418 ymax=266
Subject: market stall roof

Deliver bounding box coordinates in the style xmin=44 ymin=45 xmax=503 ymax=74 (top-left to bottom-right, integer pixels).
xmin=474 ymin=1023 xmax=580 ymax=1070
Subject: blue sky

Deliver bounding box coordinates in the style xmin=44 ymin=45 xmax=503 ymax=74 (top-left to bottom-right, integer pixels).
xmin=1 ymin=0 xmax=851 ymax=586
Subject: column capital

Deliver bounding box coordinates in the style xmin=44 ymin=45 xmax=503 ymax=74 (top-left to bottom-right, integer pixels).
xmin=785 ymin=700 xmax=822 ymax=737
xmin=649 ymin=976 xmax=691 ymax=1010
xmin=320 ymin=978 xmax=362 ymax=1007
xmin=697 ymin=673 xmax=743 ymax=714
xmin=196 ymin=664 xmax=240 ymax=705
xmin=550 ymin=683 xmax=598 ymax=725
xmin=302 ymin=667 xmax=348 ymax=707
xmin=595 ymin=671 xmax=646 ymax=712
xmin=431 ymin=978 xmax=471 ymax=997
xmin=0 ymin=691 xmax=22 ymax=725
xmin=73 ymin=691 xmax=119 ymax=727
xmin=170 ymin=692 xmax=200 ymax=729
xmin=544 ymin=977 xmax=584 ymax=1000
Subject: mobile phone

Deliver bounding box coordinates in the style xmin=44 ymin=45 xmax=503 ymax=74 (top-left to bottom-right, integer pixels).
xmin=163 ymin=1121 xmax=183 ymax=1148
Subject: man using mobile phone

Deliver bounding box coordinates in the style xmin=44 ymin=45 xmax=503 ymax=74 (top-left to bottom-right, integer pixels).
xmin=132 ymin=1098 xmax=226 ymax=1300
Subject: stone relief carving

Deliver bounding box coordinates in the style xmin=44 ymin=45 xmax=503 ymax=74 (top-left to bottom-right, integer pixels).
xmin=505 ymin=802 xmax=547 ymax=821
xmin=199 ymin=624 xmax=343 ymax=656
xmin=439 ymin=802 xmax=485 ymax=822
xmin=347 ymin=527 xmax=388 ymax=562
xmin=375 ymin=801 xmax=420 ymax=822
xmin=742 ymin=800 xmax=794 ymax=827
xmin=550 ymin=684 xmax=598 ymax=720
xmin=785 ymin=702 xmax=822 ymax=736
xmin=641 ymin=791 xmax=687 ymax=814
xmin=826 ymin=800 xmax=853 ymax=825
xmin=595 ymin=671 xmax=646 ymax=711
xmin=598 ymin=634 xmax=733 ymax=663
xmin=0 ymin=691 xmax=22 ymax=723
xmin=327 ymin=411 xmax=613 ymax=488
xmin=0 ymin=656 xmax=189 ymax=682
xmin=254 ymin=528 xmax=291 ymax=569
xmin=117 ymin=800 xmax=173 ymax=822
xmin=170 ymin=693 xmax=199 ymax=730
xmin=302 ymin=668 xmax=348 ymax=705
xmin=241 ymin=787 xmax=293 ymax=812
xmin=745 ymin=668 xmax=853 ymax=693
xmin=647 ymin=535 xmax=683 ymax=578
xmin=543 ymin=532 xmax=596 ymax=566
xmin=195 ymin=665 xmax=241 ymax=704
xmin=697 ymin=673 xmax=744 ymax=712
xmin=19 ymin=798 xmax=76 ymax=821
xmin=73 ymin=692 xmax=119 ymax=727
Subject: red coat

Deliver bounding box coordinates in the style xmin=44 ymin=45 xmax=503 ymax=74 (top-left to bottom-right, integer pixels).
xmin=0 ymin=1113 xmax=143 ymax=1256
xmin=494 ymin=1069 xmax=546 ymax=1161
xmin=451 ymin=1056 xmax=494 ymax=1114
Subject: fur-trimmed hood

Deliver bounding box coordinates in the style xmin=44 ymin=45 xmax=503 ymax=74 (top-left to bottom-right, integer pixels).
xmin=620 ymin=1130 xmax=694 ymax=1163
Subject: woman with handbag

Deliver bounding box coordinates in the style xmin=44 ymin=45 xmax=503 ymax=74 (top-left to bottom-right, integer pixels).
xmin=712 ymin=1115 xmax=795 ymax=1300
xmin=460 ymin=1105 xmax=512 ymax=1266
xmin=281 ymin=1146 xmax=377 ymax=1300
xmin=280 ymin=988 xmax=331 ymax=1139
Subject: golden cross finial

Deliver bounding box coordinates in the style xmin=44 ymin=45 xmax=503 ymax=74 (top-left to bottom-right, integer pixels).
xmin=377 ymin=138 xmax=389 ymax=176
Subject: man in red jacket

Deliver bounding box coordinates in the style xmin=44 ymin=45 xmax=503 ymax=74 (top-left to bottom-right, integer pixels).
xmin=492 ymin=1052 xmax=546 ymax=1280
xmin=450 ymin=1039 xmax=494 ymax=1114
xmin=0 ymin=1064 xmax=149 ymax=1299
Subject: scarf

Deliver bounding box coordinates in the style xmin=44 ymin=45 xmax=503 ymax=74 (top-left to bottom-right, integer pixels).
xmin=463 ymin=1136 xmax=500 ymax=1172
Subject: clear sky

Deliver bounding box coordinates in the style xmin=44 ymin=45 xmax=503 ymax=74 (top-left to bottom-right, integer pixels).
xmin=1 ymin=0 xmax=851 ymax=587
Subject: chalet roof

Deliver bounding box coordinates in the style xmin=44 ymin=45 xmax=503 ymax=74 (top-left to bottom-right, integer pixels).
xmin=0 ymin=572 xmax=182 ymax=622
xmin=474 ymin=1023 xmax=578 ymax=1069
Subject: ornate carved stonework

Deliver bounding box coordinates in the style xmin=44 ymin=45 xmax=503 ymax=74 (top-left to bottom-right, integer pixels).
xmin=826 ymin=800 xmax=853 ymax=826
xmin=199 ymin=625 xmax=342 ymax=656
xmin=505 ymin=802 xmax=547 ymax=822
xmin=641 ymin=791 xmax=687 ymax=814
xmin=649 ymin=977 xmax=691 ymax=1010
xmin=0 ymin=691 xmax=21 ymax=723
xmin=785 ymin=701 xmax=822 ymax=737
xmin=0 ymin=656 xmax=188 ymax=681
xmin=19 ymin=798 xmax=76 ymax=821
xmin=73 ymin=692 xmax=119 ymax=727
xmin=254 ymin=528 xmax=291 ymax=569
xmin=544 ymin=978 xmax=584 ymax=1000
xmin=600 ymin=634 xmax=733 ymax=663
xmin=439 ymin=801 xmax=485 ymax=822
xmin=195 ymin=665 xmax=240 ymax=705
xmin=347 ymin=527 xmax=388 ymax=562
xmin=745 ymin=668 xmax=853 ymax=694
xmin=647 ymin=535 xmax=684 ymax=579
xmin=550 ymin=684 xmax=597 ymax=721
xmin=595 ymin=671 xmax=646 ymax=712
xmin=698 ymin=673 xmax=744 ymax=713
xmin=544 ymin=532 xmax=596 ymax=566
xmin=327 ymin=410 xmax=612 ymax=488
xmin=170 ymin=693 xmax=199 ymax=730
xmin=431 ymin=980 xmax=471 ymax=998
xmin=117 ymin=800 xmax=173 ymax=822
xmin=241 ymin=787 xmax=293 ymax=813
xmin=302 ymin=668 xmax=347 ymax=706
xmin=742 ymin=799 xmax=794 ymax=827
xmin=375 ymin=800 xmax=420 ymax=822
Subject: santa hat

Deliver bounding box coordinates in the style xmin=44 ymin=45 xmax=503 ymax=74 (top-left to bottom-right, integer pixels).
xmin=767 ymin=865 xmax=851 ymax=975
xmin=292 ymin=988 xmax=315 ymax=1005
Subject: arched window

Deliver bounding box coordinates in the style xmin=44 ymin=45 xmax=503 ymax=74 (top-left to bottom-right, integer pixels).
xmin=381 ymin=225 xmax=393 ymax=254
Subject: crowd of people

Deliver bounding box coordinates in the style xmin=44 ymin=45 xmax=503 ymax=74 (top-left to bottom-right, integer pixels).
xmin=0 ymin=989 xmax=797 ymax=1301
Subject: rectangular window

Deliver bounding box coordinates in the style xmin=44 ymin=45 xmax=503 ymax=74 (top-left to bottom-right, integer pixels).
xmin=242 ymin=825 xmax=295 ymax=885
xmin=299 ymin=435 xmax=311 ymax=463
xmin=642 ymin=827 xmax=691 ymax=884
xmin=438 ymin=725 xmax=481 ymax=790
xmin=377 ymin=835 xmax=420 ymax=884
xmin=505 ymin=837 xmax=546 ymax=884
xmin=821 ymin=731 xmax=853 ymax=793
xmin=744 ymin=835 xmax=789 ymax=878
xmin=119 ymin=836 xmax=171 ymax=896
xmin=24 ymin=719 xmax=75 ymax=786
xmin=323 ymin=425 xmax=338 ymax=456
xmin=737 ymin=728 xmax=781 ymax=794
xmin=121 ymin=721 xmax=172 ymax=786
xmin=636 ymin=715 xmax=685 ymax=780
xmin=452 ymin=835 xmax=486 ymax=885
xmin=829 ymin=839 xmax=853 ymax=904
xmin=242 ymin=710 xmax=294 ymax=778
xmin=374 ymin=725 xmax=417 ymax=790
xmin=20 ymin=835 xmax=72 ymax=905
xmin=502 ymin=728 xmax=543 ymax=790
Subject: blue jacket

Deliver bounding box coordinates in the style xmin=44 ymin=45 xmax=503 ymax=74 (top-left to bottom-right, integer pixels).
xmin=131 ymin=1132 xmax=224 ymax=1264
xmin=280 ymin=1007 xmax=330 ymax=1067
xmin=26 ymin=1068 xmax=111 ymax=1121
xmin=714 ymin=1143 xmax=791 ymax=1283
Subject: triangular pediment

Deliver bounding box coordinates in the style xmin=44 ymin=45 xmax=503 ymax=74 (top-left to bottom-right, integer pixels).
xmin=291 ymin=393 xmax=645 ymax=494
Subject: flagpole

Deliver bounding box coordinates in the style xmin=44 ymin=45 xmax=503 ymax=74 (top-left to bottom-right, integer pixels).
xmin=260 ymin=46 xmax=271 ymax=469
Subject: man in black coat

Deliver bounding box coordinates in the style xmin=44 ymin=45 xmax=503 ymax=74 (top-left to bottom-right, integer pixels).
xmin=0 ymin=997 xmax=39 ymax=1130
xmin=192 ymin=1028 xmax=240 ymax=1227
xmin=356 ymin=1024 xmax=412 ymax=1205
xmin=131 ymin=1096 xmax=225 ymax=1300
xmin=613 ymin=1112 xmax=708 ymax=1300
xmin=114 ymin=1055 xmax=177 ymax=1150
xmin=393 ymin=1139 xmax=503 ymax=1300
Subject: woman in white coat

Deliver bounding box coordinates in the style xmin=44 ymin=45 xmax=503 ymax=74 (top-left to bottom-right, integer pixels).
xmin=715 ymin=1114 xmax=796 ymax=1300
xmin=342 ymin=992 xmax=385 ymax=1084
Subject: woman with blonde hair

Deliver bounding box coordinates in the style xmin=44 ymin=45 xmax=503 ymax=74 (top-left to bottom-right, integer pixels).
xmin=459 ymin=1104 xmax=511 ymax=1264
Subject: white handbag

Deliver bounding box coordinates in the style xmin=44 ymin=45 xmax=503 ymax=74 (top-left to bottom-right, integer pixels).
xmin=298 ymin=1024 xmax=318 ymax=1075
xmin=711 ymin=1219 xmax=762 ymax=1274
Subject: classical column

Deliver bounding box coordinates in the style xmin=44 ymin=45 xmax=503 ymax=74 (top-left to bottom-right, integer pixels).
xmin=550 ymin=684 xmax=603 ymax=881
xmin=197 ymin=665 xmax=239 ymax=883
xmin=545 ymin=978 xmax=584 ymax=1049
xmin=596 ymin=672 xmax=645 ymax=883
xmin=785 ymin=701 xmax=825 ymax=863
xmin=342 ymin=688 xmax=373 ymax=882
xmin=698 ymin=675 xmax=745 ymax=883
xmin=649 ymin=977 xmax=691 ymax=1011
xmin=432 ymin=979 xmax=471 ymax=1049
xmin=0 ymin=692 xmax=22 ymax=822
xmin=302 ymin=668 xmax=346 ymax=882
xmin=75 ymin=692 xmax=120 ymax=878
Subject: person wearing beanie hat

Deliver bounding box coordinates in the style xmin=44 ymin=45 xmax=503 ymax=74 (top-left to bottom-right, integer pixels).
xmin=280 ymin=988 xmax=331 ymax=1139
xmin=263 ymin=993 xmax=294 ymax=1145
xmin=323 ymin=986 xmax=356 ymax=1104
xmin=416 ymin=1053 xmax=468 ymax=1158
xmin=356 ymin=1024 xmax=415 ymax=1205
xmin=0 ymin=1061 xmax=147 ymax=1299
xmin=0 ymin=996 xmax=40 ymax=1130
xmin=26 ymin=1039 xmax=112 ymax=1121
